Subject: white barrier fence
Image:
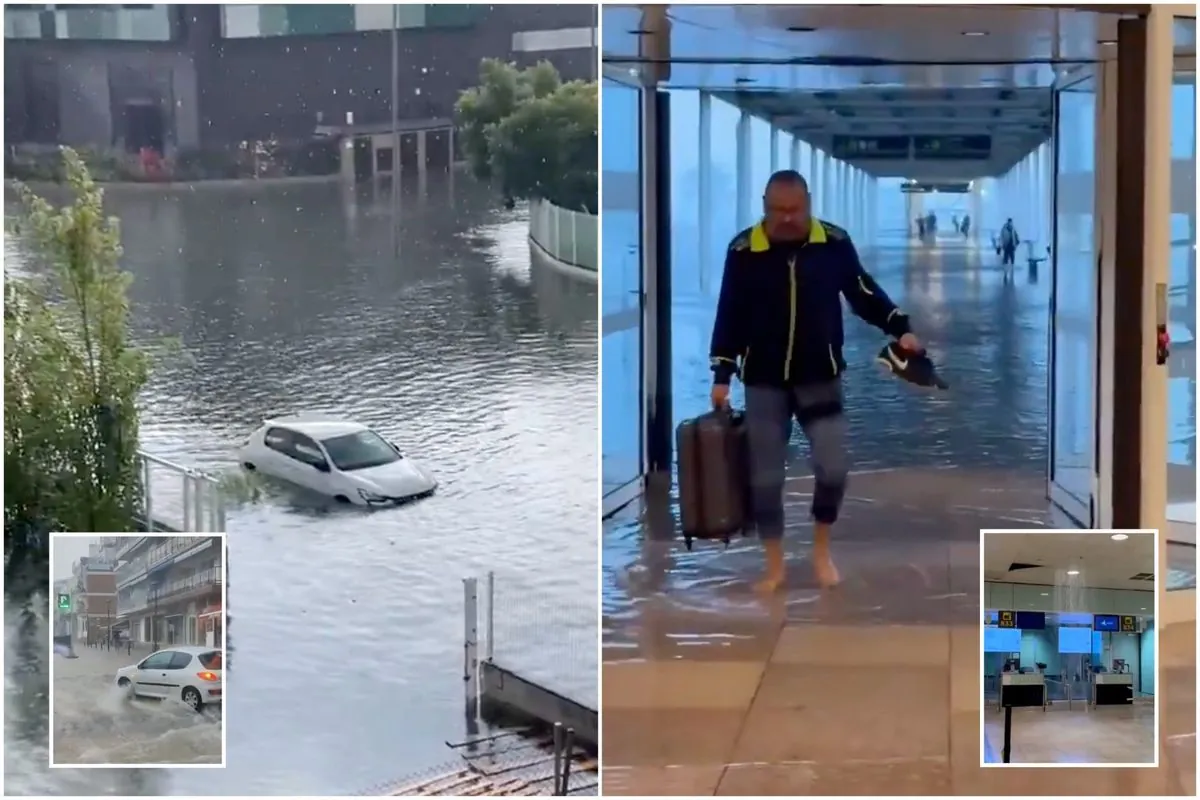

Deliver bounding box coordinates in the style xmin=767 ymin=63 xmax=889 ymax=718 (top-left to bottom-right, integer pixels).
xmin=528 ymin=198 xmax=598 ymax=273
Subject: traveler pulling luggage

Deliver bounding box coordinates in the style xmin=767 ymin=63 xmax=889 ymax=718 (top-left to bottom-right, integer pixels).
xmin=676 ymin=409 xmax=749 ymax=550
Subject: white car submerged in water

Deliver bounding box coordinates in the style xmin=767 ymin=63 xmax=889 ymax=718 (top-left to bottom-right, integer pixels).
xmin=115 ymin=646 xmax=223 ymax=711
xmin=238 ymin=415 xmax=437 ymax=506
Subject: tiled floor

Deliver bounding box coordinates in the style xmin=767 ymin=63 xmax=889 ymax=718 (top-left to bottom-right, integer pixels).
xmin=601 ymin=246 xmax=1197 ymax=796
xmin=982 ymin=704 xmax=1156 ymax=765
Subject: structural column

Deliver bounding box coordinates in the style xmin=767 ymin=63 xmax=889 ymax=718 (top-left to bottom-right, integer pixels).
xmin=736 ymin=110 xmax=751 ymax=229
xmin=808 ymin=146 xmax=820 ymax=216
xmin=698 ymin=92 xmax=712 ymax=293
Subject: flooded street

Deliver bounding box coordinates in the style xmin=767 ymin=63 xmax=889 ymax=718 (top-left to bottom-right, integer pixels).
xmin=52 ymin=645 xmax=221 ymax=766
xmin=6 ymin=176 xmax=597 ymax=795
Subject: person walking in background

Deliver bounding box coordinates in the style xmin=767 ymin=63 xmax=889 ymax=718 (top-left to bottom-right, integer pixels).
xmin=960 ymin=214 xmax=971 ymax=239
xmin=999 ymin=217 xmax=1020 ymax=267
xmin=709 ymin=170 xmax=922 ymax=592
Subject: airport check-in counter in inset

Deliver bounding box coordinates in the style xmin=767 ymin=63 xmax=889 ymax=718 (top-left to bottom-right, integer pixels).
xmin=1092 ymin=672 xmax=1134 ymax=706
xmin=1000 ymin=672 xmax=1046 ymax=710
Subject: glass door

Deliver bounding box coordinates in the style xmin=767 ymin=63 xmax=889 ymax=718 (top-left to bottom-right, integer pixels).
xmin=1048 ymin=72 xmax=1099 ymax=526
xmin=601 ymin=77 xmax=645 ymax=515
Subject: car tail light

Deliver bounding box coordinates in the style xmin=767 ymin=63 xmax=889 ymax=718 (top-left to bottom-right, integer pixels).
xmin=197 ymin=671 xmax=220 ymax=682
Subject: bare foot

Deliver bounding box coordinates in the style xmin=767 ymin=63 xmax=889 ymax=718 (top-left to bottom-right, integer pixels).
xmin=754 ymin=571 xmax=786 ymax=594
xmin=814 ymin=552 xmax=841 ymax=588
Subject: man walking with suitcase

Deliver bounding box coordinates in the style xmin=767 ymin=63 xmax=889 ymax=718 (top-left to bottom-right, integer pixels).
xmin=709 ymin=170 xmax=921 ymax=592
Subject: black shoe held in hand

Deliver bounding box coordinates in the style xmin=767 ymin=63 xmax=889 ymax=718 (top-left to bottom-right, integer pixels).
xmin=877 ymin=342 xmax=948 ymax=389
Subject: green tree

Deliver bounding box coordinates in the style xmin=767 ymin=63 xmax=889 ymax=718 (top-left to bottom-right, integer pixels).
xmin=455 ymin=58 xmax=562 ymax=181
xmin=487 ymin=80 xmax=598 ymax=214
xmin=5 ymin=148 xmax=151 ymax=599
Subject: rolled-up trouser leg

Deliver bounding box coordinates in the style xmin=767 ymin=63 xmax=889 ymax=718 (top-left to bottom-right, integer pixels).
xmin=744 ymin=385 xmax=793 ymax=541
xmin=792 ymin=380 xmax=849 ymax=524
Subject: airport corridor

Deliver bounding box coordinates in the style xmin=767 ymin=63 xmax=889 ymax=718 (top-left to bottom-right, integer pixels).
xmin=600 ymin=240 xmax=1196 ymax=796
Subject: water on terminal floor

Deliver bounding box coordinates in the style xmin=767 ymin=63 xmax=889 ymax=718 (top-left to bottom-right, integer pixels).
xmin=5 ymin=177 xmax=597 ymax=795
xmin=601 ymin=241 xmax=1196 ymax=795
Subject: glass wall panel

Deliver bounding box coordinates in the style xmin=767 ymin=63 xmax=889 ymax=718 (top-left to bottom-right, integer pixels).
xmin=1050 ymin=77 xmax=1098 ymax=517
xmin=669 ymin=91 xmax=711 ymax=426
xmin=748 ymin=115 xmax=773 ymax=225
xmin=708 ymin=96 xmax=740 ymax=277
xmin=1167 ymin=45 xmax=1196 ymax=538
xmin=600 ymin=79 xmax=642 ymax=497
xmin=4 ymin=4 xmax=173 ymax=40
xmin=218 ymin=4 xmax=469 ymax=37
xmin=775 ymin=130 xmax=792 ymax=176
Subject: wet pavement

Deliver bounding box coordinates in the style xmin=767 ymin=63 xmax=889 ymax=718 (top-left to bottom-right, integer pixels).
xmin=51 ymin=643 xmax=222 ymax=766
xmin=601 ymin=243 xmax=1197 ymax=795
xmin=5 ymin=176 xmax=597 ymax=795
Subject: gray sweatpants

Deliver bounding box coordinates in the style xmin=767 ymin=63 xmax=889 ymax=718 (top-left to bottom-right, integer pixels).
xmin=745 ymin=380 xmax=849 ymax=540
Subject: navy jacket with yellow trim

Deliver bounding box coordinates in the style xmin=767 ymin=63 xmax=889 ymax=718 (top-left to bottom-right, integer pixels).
xmin=710 ymin=218 xmax=911 ymax=387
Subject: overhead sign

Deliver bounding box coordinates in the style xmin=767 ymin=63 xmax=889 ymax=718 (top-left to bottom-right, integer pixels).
xmin=912 ymin=135 xmax=992 ymax=160
xmin=900 ymin=182 xmax=972 ymax=194
xmin=1120 ymin=615 xmax=1137 ymax=632
xmin=997 ymin=609 xmax=1017 ymax=628
xmin=831 ymin=135 xmax=909 ymax=160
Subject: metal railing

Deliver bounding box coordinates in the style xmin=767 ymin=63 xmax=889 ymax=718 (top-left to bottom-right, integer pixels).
xmin=464 ymin=571 xmax=597 ymax=712
xmin=147 ymin=566 xmax=221 ymax=603
xmin=137 ymin=450 xmax=226 ymax=532
xmin=528 ymin=198 xmax=598 ymax=272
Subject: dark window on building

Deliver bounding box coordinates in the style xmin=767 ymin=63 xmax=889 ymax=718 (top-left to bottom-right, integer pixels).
xmin=284 ymin=4 xmax=354 ymax=35
xmin=424 ymin=4 xmax=480 ymax=29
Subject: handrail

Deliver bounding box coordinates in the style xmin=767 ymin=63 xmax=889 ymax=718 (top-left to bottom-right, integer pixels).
xmin=136 ymin=450 xmax=226 ymax=532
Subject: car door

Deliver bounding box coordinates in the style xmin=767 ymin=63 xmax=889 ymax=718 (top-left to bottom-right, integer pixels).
xmin=261 ymin=427 xmax=305 ymax=484
xmin=290 ymin=432 xmax=333 ymax=493
xmin=134 ymin=651 xmax=175 ymax=698
xmin=163 ymin=651 xmax=195 ymax=701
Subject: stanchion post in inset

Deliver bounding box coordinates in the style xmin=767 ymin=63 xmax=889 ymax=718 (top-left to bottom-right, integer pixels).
xmin=463 ymin=578 xmax=479 ymax=712
xmin=1002 ymin=704 xmax=1012 ymax=763
xmin=486 ymin=571 xmax=495 ymax=662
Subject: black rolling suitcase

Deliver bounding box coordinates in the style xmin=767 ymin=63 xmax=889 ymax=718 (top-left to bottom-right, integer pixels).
xmin=676 ymin=409 xmax=750 ymax=549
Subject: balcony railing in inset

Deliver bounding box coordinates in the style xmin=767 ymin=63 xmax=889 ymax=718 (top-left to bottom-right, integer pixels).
xmin=148 ymin=567 xmax=222 ymax=603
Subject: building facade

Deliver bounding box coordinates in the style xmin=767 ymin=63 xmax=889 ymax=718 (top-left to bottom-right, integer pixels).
xmin=4 ymin=4 xmax=596 ymax=152
xmin=114 ymin=536 xmax=223 ymax=649
xmin=69 ymin=551 xmax=118 ymax=644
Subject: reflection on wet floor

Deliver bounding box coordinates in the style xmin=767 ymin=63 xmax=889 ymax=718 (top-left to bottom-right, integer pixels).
xmin=983 ymin=704 xmax=1155 ymax=765
xmin=601 ymin=244 xmax=1197 ymax=795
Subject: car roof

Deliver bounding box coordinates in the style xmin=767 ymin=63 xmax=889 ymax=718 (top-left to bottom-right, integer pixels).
xmin=264 ymin=414 xmax=367 ymax=439
xmin=152 ymin=646 xmax=220 ymax=656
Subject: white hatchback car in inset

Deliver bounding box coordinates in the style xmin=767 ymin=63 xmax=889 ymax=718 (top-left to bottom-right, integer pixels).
xmin=238 ymin=415 xmax=438 ymax=506
xmin=115 ymin=646 xmax=223 ymax=711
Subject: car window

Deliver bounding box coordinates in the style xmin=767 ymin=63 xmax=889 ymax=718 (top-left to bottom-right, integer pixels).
xmin=291 ymin=433 xmax=330 ymax=468
xmin=197 ymin=651 xmax=223 ymax=670
xmin=166 ymin=651 xmax=193 ymax=669
xmin=139 ymin=652 xmax=173 ymax=670
xmin=321 ymin=430 xmax=402 ymax=472
xmin=264 ymin=427 xmax=292 ymax=454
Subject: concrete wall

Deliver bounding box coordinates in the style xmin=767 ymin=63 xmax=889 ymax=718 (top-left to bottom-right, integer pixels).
xmin=5 ymin=4 xmax=595 ymax=149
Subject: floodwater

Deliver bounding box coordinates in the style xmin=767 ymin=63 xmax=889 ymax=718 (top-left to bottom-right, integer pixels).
xmin=51 ymin=645 xmax=222 ymax=767
xmin=4 ymin=176 xmax=598 ymax=795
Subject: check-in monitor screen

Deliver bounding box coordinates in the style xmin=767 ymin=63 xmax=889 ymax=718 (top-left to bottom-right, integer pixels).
xmin=1058 ymin=625 xmax=1093 ymax=654
xmin=1093 ymin=614 xmax=1120 ymax=631
xmin=984 ymin=626 xmax=1021 ymax=652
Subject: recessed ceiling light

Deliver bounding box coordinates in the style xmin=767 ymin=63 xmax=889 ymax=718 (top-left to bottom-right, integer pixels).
xmin=1040 ymin=592 xmax=1049 ymax=596
xmin=1111 ymin=533 xmax=1128 ymax=541
xmin=1140 ymin=607 xmax=1147 ymax=611
xmin=962 ymin=31 xmax=989 ymax=37
xmin=1067 ymin=569 xmax=1080 ymax=576
xmin=1098 ymin=39 xmax=1117 ymax=46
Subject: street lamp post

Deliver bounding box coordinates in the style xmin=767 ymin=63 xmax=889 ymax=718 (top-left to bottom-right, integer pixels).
xmin=106 ymin=599 xmax=112 ymax=651
xmin=390 ymin=2 xmax=400 ymax=257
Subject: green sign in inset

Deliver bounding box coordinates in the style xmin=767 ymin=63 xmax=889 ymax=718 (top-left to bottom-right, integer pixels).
xmin=57 ymin=593 xmax=71 ymax=611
